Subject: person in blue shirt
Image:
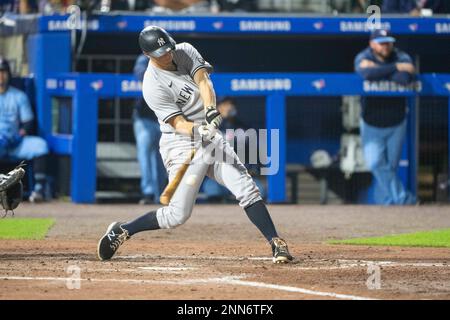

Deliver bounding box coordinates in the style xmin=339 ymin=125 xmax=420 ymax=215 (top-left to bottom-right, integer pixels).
xmin=354 ymin=29 xmax=416 ymax=205
xmin=0 ymin=57 xmax=48 ymax=202
xmin=133 ymin=54 xmax=166 ymax=204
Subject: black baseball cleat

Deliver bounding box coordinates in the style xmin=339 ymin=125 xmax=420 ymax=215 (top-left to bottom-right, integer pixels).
xmin=271 ymin=237 xmax=294 ymax=264
xmin=97 ymin=222 xmax=130 ymax=261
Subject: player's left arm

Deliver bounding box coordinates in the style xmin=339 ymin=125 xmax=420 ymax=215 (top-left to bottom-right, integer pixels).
xmin=181 ymin=42 xmax=221 ymax=129
xmin=194 ymin=68 xmax=216 ymax=111
xmin=193 ymin=68 xmax=222 ymax=129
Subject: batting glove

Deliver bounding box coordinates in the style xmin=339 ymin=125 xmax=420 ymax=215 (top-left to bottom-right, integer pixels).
xmin=205 ymin=106 xmax=222 ymax=129
xmin=193 ymin=124 xmax=217 ymax=142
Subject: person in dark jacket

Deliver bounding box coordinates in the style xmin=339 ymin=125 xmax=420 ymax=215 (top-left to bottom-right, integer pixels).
xmin=354 ymin=29 xmax=416 ymax=205
xmin=133 ymin=54 xmax=166 ymax=204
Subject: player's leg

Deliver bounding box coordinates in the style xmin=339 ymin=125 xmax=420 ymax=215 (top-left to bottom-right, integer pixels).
xmin=361 ymin=119 xmax=394 ymax=204
xmin=97 ymin=140 xmax=212 ymax=260
xmin=386 ymin=119 xmax=415 ymax=204
xmin=206 ymin=135 xmax=293 ymax=263
xmin=121 ymin=137 xmax=203 ymax=233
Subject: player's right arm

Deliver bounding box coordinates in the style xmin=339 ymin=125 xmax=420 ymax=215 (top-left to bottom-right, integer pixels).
xmin=167 ymin=115 xmax=194 ymax=136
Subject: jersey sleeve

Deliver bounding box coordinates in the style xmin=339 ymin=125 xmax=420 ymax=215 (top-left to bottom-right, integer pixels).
xmin=177 ymin=42 xmax=213 ymax=78
xmin=17 ymin=91 xmax=34 ymax=123
xmin=143 ymin=84 xmax=182 ymax=123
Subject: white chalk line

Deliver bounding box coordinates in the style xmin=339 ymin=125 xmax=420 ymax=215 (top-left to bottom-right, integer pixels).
xmin=177 ymin=276 xmax=376 ymax=300
xmin=0 ymin=274 xmax=375 ymax=300
xmin=137 ymin=266 xmax=197 ymax=271
xmin=215 ymin=277 xmax=377 ymax=300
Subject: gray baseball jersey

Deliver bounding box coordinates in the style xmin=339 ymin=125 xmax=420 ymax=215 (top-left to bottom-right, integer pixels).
xmin=141 ymin=42 xmax=262 ymax=229
xmin=143 ymin=42 xmax=213 ymax=134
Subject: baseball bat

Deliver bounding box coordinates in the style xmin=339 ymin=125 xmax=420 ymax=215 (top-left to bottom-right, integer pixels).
xmin=159 ymin=148 xmax=197 ymax=205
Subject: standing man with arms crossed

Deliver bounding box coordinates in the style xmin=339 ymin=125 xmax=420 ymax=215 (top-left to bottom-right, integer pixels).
xmin=98 ymin=26 xmax=293 ymax=263
xmin=355 ymin=29 xmax=417 ymax=205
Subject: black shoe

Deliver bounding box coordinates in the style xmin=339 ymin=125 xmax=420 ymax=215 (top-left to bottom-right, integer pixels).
xmin=97 ymin=222 xmax=130 ymax=261
xmin=271 ymin=237 xmax=294 ymax=264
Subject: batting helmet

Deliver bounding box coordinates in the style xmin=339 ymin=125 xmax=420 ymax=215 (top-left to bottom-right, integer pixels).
xmin=139 ymin=26 xmax=176 ymax=58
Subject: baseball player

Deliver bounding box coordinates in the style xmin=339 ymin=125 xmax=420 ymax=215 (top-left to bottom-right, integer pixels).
xmin=97 ymin=26 xmax=293 ymax=264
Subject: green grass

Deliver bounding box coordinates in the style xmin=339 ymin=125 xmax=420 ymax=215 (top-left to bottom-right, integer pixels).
xmin=0 ymin=218 xmax=55 ymax=240
xmin=329 ymin=228 xmax=450 ymax=248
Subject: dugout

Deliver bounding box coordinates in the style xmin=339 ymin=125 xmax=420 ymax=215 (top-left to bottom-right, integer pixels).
xmin=3 ymin=13 xmax=449 ymax=204
xmin=71 ymin=23 xmax=450 ymax=203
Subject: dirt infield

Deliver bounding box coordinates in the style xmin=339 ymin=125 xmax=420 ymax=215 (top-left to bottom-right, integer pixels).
xmin=1 ymin=202 xmax=450 ymax=300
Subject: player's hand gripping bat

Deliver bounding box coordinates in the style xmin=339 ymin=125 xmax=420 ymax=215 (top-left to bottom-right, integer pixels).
xmin=159 ymin=124 xmax=217 ymax=205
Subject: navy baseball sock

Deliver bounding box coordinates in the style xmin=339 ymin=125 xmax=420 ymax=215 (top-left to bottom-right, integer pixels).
xmin=244 ymin=200 xmax=278 ymax=242
xmin=121 ymin=210 xmax=160 ymax=236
